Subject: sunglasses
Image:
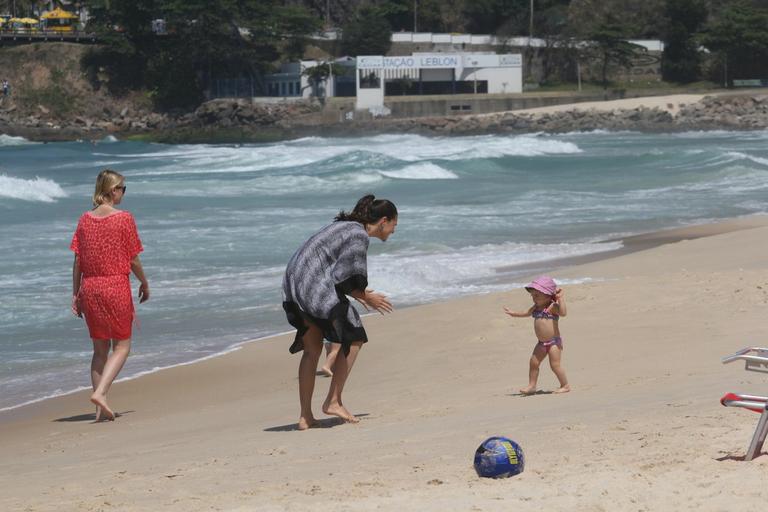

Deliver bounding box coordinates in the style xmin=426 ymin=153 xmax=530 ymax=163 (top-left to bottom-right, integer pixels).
xmin=115 ymin=185 xmax=127 ymax=193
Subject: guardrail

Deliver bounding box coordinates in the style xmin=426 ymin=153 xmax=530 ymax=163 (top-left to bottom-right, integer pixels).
xmin=0 ymin=30 xmax=97 ymax=43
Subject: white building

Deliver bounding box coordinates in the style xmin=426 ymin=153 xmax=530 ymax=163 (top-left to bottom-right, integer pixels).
xmin=355 ymin=52 xmax=522 ymax=111
xmin=261 ymin=58 xmax=357 ymax=99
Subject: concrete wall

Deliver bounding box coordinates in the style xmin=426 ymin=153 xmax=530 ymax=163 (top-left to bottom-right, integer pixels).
xmin=324 ymin=89 xmax=696 ymax=123
xmin=383 ymin=95 xmax=582 ymax=118
xmin=460 ymin=67 xmax=522 ymax=94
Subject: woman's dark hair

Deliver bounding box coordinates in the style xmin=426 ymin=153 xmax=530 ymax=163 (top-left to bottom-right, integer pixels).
xmin=335 ymin=194 xmax=397 ymax=224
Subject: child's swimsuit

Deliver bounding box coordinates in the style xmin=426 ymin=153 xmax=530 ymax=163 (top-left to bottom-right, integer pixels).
xmin=532 ymin=309 xmax=558 ymax=320
xmin=533 ymin=308 xmax=563 ymax=352
xmin=537 ymin=336 xmax=563 ymax=352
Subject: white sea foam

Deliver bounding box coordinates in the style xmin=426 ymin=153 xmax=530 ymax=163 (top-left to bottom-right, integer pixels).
xmin=0 ymin=134 xmax=36 ymax=146
xmin=627 ymin=167 xmax=768 ymax=197
xmin=135 ymin=170 xmax=385 ymax=197
xmin=369 ymin=240 xmax=622 ymax=304
xmin=120 ymin=133 xmax=581 ymax=178
xmin=352 ymin=133 xmax=582 ymax=161
xmin=555 ymin=129 xmax=639 ymax=136
xmin=379 ymin=162 xmax=458 ymax=180
xmin=725 ymin=151 xmax=768 ymax=167
xmin=122 ymin=142 xmax=354 ymax=176
xmin=0 ymin=174 xmax=68 ymax=202
xmin=128 ymin=161 xmax=455 ymax=197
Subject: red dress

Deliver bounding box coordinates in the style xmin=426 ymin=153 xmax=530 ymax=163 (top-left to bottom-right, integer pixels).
xmin=70 ymin=211 xmax=143 ymax=340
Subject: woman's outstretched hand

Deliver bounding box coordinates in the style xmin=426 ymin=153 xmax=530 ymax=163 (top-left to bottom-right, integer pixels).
xmin=138 ymin=282 xmax=150 ymax=303
xmin=361 ymin=289 xmax=393 ymax=314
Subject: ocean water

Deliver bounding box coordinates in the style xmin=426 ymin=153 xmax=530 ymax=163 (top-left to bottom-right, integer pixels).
xmin=2 ymin=130 xmax=768 ymax=411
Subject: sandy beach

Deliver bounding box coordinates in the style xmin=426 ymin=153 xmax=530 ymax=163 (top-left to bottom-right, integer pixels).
xmin=512 ymin=93 xmax=710 ymax=116
xmin=2 ymin=211 xmax=768 ymax=511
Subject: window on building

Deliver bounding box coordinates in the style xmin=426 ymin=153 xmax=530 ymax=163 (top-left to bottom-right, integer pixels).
xmin=359 ymin=70 xmax=381 ymax=89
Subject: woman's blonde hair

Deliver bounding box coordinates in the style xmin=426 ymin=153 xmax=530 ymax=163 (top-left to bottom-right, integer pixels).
xmin=93 ymin=169 xmax=125 ymax=207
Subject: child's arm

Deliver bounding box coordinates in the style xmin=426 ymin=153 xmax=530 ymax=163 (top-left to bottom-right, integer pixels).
xmin=549 ymin=288 xmax=567 ymax=317
xmin=503 ymin=305 xmax=534 ymax=318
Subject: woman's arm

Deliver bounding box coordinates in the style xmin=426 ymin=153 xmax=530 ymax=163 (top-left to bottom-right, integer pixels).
xmin=503 ymin=305 xmax=534 ymax=318
xmin=350 ymin=288 xmax=392 ymax=314
xmin=71 ymin=255 xmax=82 ymax=316
xmin=131 ymin=255 xmax=150 ymax=303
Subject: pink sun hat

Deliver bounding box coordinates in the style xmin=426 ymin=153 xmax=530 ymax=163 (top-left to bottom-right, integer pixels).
xmin=525 ymin=276 xmax=557 ymax=296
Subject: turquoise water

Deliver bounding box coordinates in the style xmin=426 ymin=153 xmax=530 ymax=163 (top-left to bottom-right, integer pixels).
xmin=2 ymin=130 xmax=768 ymax=410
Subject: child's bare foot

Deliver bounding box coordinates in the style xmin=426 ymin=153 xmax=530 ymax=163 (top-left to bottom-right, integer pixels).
xmin=320 ymin=366 xmax=333 ymax=377
xmin=90 ymin=393 xmax=115 ymax=421
xmin=297 ymin=415 xmax=319 ymax=430
xmin=519 ymin=386 xmax=536 ymax=395
xmin=322 ymin=400 xmax=359 ymax=424
xmin=554 ymin=385 xmax=571 ymax=394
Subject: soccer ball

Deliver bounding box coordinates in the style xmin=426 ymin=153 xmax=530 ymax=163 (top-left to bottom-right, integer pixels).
xmin=473 ymin=436 xmax=525 ymax=478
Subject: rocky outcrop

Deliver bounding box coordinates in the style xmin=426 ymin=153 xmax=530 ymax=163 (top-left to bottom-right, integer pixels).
xmin=675 ymin=94 xmax=768 ymax=130
xmin=1 ymin=92 xmax=768 ymax=142
xmin=193 ymin=99 xmax=320 ymax=128
xmin=178 ymin=92 xmax=768 ymax=139
xmin=350 ymin=93 xmax=768 ymax=136
xmin=0 ymin=97 xmax=325 ymax=141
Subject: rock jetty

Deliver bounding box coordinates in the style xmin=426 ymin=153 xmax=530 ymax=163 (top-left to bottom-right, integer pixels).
xmin=1 ymin=93 xmax=767 ymax=142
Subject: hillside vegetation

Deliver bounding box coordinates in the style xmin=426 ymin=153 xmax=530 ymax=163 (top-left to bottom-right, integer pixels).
xmin=0 ymin=43 xmax=151 ymax=122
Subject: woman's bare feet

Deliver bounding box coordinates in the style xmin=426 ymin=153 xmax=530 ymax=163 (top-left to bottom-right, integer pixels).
xmin=553 ymin=385 xmax=571 ymax=394
xmin=322 ymin=399 xmax=359 ymax=424
xmin=320 ymin=366 xmax=333 ymax=377
xmin=297 ymin=415 xmax=319 ymax=431
xmin=90 ymin=393 xmax=115 ymax=421
xmin=519 ymin=386 xmax=536 ymax=395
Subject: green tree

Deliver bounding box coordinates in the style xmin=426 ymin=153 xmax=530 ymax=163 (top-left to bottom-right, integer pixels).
xmin=582 ymin=20 xmax=647 ymax=89
xmin=0 ymin=0 xmax=47 ymax=17
xmin=463 ymin=0 xmax=527 ymax=36
xmin=568 ymin=1 xmax=650 ymax=89
xmin=568 ymin=0 xmax=665 ymax=39
xmin=661 ymin=0 xmax=708 ymax=83
xmin=373 ymin=0 xmax=410 ymax=32
xmin=81 ymin=0 xmax=320 ymax=110
xmin=80 ymin=0 xmax=157 ymax=92
xmin=302 ymin=61 xmax=347 ymax=97
xmin=700 ymin=0 xmax=768 ymax=86
xmin=341 ymin=4 xmax=392 ymax=56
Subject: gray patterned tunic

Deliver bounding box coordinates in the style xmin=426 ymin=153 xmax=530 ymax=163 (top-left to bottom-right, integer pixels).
xmin=282 ymin=221 xmax=369 ymax=354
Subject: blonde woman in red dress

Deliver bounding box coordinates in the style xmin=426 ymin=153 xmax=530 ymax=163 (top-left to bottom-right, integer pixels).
xmin=70 ymin=169 xmax=149 ymax=421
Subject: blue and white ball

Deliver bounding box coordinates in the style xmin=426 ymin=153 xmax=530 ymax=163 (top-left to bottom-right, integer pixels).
xmin=473 ymin=436 xmax=525 ymax=478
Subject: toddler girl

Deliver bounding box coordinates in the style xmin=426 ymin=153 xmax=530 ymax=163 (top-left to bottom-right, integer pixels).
xmin=504 ymin=276 xmax=570 ymax=395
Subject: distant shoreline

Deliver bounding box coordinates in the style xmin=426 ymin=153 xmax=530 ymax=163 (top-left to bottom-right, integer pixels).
xmin=3 ymin=90 xmax=768 ymax=143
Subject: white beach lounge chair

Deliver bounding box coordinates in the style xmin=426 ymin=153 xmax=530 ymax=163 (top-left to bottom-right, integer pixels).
xmin=721 ymin=347 xmax=768 ymax=461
